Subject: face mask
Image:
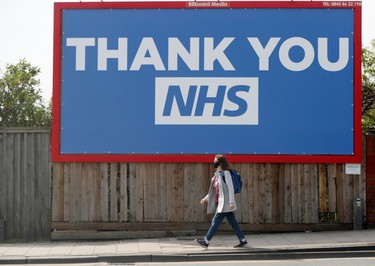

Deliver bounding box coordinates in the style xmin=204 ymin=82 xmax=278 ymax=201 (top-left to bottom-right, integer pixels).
xmin=213 ymin=161 xmax=220 ymax=168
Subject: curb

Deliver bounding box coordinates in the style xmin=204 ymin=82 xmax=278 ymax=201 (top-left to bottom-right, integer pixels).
xmin=1 ymin=246 xmax=375 ymax=264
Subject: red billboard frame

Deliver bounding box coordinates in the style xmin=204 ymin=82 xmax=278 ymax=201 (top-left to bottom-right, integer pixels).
xmin=52 ymin=1 xmax=362 ymax=163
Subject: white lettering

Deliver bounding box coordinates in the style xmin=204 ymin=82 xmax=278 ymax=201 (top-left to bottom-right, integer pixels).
xmin=204 ymin=37 xmax=235 ymax=71
xmin=65 ymin=37 xmax=350 ymax=72
xmin=66 ymin=38 xmax=95 ymax=71
xmin=318 ymin=37 xmax=349 ymax=71
xmin=155 ymin=77 xmax=258 ymax=125
xmin=130 ymin=37 xmax=166 ymax=71
xmin=98 ymin=38 xmax=128 ymax=71
xmin=279 ymin=37 xmax=315 ymax=71
xmin=168 ymin=38 xmax=199 ymax=71
xmin=248 ymin=37 xmax=280 ymax=71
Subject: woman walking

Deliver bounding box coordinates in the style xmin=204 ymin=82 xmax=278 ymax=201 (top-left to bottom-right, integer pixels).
xmin=195 ymin=154 xmax=247 ymax=248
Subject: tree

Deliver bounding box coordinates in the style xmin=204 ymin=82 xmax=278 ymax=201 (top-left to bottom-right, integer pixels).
xmin=0 ymin=59 xmax=51 ymax=127
xmin=362 ymin=40 xmax=375 ymax=132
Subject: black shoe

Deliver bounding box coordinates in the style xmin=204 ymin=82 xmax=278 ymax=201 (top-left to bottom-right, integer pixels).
xmin=195 ymin=238 xmax=209 ymax=248
xmin=234 ymin=240 xmax=248 ymax=248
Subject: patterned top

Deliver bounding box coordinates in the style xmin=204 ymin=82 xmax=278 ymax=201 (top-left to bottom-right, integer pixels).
xmin=213 ymin=175 xmax=219 ymax=204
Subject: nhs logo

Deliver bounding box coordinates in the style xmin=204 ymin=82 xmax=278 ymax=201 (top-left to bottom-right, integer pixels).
xmin=155 ymin=77 xmax=258 ymax=125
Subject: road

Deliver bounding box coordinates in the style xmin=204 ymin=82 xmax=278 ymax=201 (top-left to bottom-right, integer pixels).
xmin=10 ymin=257 xmax=375 ymax=265
xmin=134 ymin=258 xmax=375 ymax=266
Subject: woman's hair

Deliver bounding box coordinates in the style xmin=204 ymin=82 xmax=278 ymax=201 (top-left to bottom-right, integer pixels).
xmin=215 ymin=154 xmax=231 ymax=170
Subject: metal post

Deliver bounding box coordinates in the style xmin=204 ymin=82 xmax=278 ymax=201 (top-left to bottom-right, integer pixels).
xmin=353 ymin=198 xmax=363 ymax=230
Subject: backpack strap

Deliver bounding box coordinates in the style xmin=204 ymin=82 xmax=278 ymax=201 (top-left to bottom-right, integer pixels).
xmin=220 ymin=170 xmax=227 ymax=184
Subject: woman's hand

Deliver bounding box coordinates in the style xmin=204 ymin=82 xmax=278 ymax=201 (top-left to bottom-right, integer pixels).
xmin=200 ymin=198 xmax=207 ymax=205
xmin=229 ymin=203 xmax=235 ymax=210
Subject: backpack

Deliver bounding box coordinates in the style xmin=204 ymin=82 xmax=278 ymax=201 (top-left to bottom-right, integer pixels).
xmin=222 ymin=169 xmax=242 ymax=194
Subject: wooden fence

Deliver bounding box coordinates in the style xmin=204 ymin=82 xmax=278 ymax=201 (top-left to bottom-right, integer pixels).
xmin=51 ymin=160 xmax=367 ymax=239
xmin=0 ymin=128 xmax=368 ymax=241
xmin=0 ymin=128 xmax=51 ymax=241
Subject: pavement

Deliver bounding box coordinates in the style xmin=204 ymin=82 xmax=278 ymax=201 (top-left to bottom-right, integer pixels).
xmin=1 ymin=230 xmax=375 ymax=264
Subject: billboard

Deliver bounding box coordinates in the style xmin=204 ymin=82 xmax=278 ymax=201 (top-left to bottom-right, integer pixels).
xmin=52 ymin=1 xmax=362 ymax=163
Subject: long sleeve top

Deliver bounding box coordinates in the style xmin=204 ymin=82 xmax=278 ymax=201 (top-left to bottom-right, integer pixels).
xmin=204 ymin=170 xmax=237 ymax=214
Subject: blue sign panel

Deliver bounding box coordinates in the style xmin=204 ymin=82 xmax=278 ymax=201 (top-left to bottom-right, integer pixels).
xmin=54 ymin=2 xmax=361 ymax=162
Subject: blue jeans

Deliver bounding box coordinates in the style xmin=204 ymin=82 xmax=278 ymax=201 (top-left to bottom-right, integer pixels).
xmin=205 ymin=211 xmax=245 ymax=241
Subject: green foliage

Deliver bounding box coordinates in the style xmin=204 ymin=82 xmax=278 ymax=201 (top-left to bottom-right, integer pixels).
xmin=362 ymin=40 xmax=375 ymax=132
xmin=0 ymin=59 xmax=51 ymax=127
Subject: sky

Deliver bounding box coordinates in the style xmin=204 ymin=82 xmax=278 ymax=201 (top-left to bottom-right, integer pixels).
xmin=0 ymin=0 xmax=374 ymax=102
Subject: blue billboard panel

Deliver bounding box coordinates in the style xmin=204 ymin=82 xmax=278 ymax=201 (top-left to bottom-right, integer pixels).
xmin=53 ymin=1 xmax=362 ymax=162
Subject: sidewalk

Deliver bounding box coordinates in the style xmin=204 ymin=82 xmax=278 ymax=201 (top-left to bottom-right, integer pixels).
xmin=1 ymin=230 xmax=375 ymax=264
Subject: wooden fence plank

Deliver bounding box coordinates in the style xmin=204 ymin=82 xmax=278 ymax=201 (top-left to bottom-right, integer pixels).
xmin=128 ymin=163 xmax=137 ymax=222
xmin=110 ymin=163 xmax=118 ymax=221
xmin=82 ymin=163 xmax=90 ymax=221
xmin=168 ymin=163 xmax=177 ymax=222
xmin=5 ymin=134 xmax=14 ymax=239
xmin=271 ymin=164 xmax=280 ymax=224
xmin=183 ymin=163 xmax=194 ymax=222
xmin=241 ymin=163 xmax=251 ymax=223
xmin=327 ymin=164 xmax=337 ymax=214
xmin=166 ymin=164 xmax=176 ymax=222
xmin=63 ymin=163 xmax=71 ymax=222
xmin=75 ymin=163 xmax=83 ymax=221
xmin=119 ymin=163 xmax=128 ymax=222
xmin=265 ymin=164 xmax=273 ymax=223
xmin=87 ymin=163 xmax=95 ymax=221
xmin=20 ymin=133 xmax=27 ymax=240
xmin=90 ymin=163 xmax=100 ymax=221
xmin=135 ymin=163 xmax=144 ymax=222
xmin=67 ymin=164 xmax=75 ymax=221
xmin=176 ymin=164 xmax=185 ymax=222
xmin=245 ymin=164 xmax=256 ymax=224
xmin=290 ymin=164 xmax=299 ymax=223
xmin=192 ymin=164 xmax=199 ymax=223
xmin=0 ymin=132 xmax=6 ymax=225
xmin=159 ymin=163 xmax=168 ymax=221
xmin=25 ymin=133 xmax=35 ymax=240
xmin=75 ymin=163 xmax=84 ymax=221
xmin=68 ymin=164 xmax=77 ymax=222
xmin=258 ymin=164 xmax=266 ymax=223
xmin=100 ymin=163 xmax=109 ymax=221
xmin=336 ymin=164 xmax=344 ymax=222
xmin=52 ymin=164 xmax=64 ymax=221
xmin=297 ymin=164 xmax=305 ymax=223
xmin=310 ymin=164 xmax=319 ymax=223
xmin=41 ymin=133 xmax=51 ymax=239
xmin=142 ymin=164 xmax=150 ymax=221
xmin=143 ymin=163 xmax=153 ymax=221
xmin=319 ymin=164 xmax=328 ymax=213
xmin=195 ymin=163 xmax=204 ymax=222
xmin=195 ymin=163 xmax=207 ymax=223
xmin=304 ymin=164 xmax=312 ymax=223
xmin=13 ymin=133 xmax=21 ymax=239
xmin=284 ymin=164 xmax=292 ymax=223
xmin=343 ymin=172 xmax=354 ymax=223
xmin=252 ymin=164 xmax=260 ymax=224
xmin=153 ymin=163 xmax=160 ymax=221
xmin=271 ymin=164 xmax=285 ymax=224
xmin=34 ymin=133 xmax=43 ymax=239
xmin=240 ymin=163 xmax=249 ymax=223
xmin=26 ymin=133 xmax=35 ymax=241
